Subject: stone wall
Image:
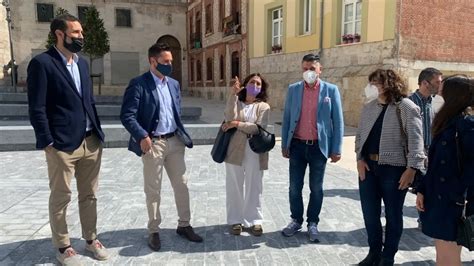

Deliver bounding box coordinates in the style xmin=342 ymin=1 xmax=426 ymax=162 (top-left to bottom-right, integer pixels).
xmin=0 ymin=7 xmax=10 ymax=86
xmin=249 ymin=40 xmax=396 ymax=126
xmin=7 ymin=0 xmax=187 ymax=87
xmin=249 ymin=38 xmax=474 ymax=127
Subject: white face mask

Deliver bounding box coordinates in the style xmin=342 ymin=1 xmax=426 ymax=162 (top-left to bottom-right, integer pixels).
xmin=303 ymin=70 xmax=318 ymax=84
xmin=364 ymin=84 xmax=379 ymax=102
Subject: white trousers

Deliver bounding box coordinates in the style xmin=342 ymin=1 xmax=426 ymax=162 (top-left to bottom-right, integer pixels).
xmin=225 ymin=142 xmax=264 ymax=227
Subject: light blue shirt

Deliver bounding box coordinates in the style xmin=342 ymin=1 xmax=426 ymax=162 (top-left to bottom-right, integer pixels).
xmin=151 ymin=71 xmax=177 ymax=135
xmin=54 ymin=46 xmax=92 ymax=131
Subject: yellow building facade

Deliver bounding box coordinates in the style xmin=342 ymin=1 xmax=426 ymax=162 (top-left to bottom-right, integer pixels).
xmin=248 ymin=0 xmax=400 ymax=126
xmin=249 ymin=0 xmax=396 ymax=57
xmin=247 ymin=0 xmax=474 ymax=126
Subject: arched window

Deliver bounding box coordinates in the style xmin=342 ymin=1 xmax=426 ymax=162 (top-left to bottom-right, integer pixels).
xmin=206 ymin=57 xmax=213 ymax=81
xmin=195 ymin=11 xmax=201 ymax=39
xmin=190 ymin=58 xmax=194 ymax=82
xmin=205 ymin=4 xmax=213 ymax=33
xmin=219 ymin=55 xmax=224 ymax=80
xmin=196 ymin=60 xmax=202 ymax=81
xmin=231 ymin=52 xmax=239 ymax=79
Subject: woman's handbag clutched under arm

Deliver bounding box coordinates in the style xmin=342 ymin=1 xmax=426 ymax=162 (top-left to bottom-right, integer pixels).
xmin=248 ymin=124 xmax=275 ymax=153
xmin=211 ymin=122 xmax=237 ymax=163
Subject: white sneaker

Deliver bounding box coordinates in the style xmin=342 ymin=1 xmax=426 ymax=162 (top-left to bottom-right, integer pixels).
xmin=56 ymin=247 xmax=83 ymax=266
xmin=85 ymin=239 xmax=109 ymax=261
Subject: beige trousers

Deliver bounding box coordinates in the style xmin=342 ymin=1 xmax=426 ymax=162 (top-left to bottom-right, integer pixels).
xmin=142 ymin=136 xmax=190 ymax=233
xmin=45 ymin=134 xmax=102 ymax=248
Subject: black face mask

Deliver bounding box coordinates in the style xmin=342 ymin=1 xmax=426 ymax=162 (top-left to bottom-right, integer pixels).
xmin=63 ymin=32 xmax=84 ymax=53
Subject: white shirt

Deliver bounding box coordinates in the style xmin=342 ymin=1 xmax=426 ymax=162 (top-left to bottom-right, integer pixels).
xmin=241 ymin=102 xmax=257 ymax=123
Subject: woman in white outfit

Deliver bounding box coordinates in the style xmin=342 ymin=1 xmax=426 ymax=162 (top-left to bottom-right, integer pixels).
xmin=221 ymin=73 xmax=271 ymax=236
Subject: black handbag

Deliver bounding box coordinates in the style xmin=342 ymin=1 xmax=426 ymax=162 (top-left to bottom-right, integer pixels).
xmin=210 ymin=122 xmax=236 ymax=163
xmin=248 ymin=124 xmax=275 ymax=153
xmin=454 ymin=118 xmax=474 ymax=250
xmin=457 ymin=214 xmax=474 ymax=251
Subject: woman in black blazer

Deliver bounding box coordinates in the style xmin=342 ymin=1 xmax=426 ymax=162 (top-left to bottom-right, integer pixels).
xmin=416 ymin=75 xmax=474 ymax=265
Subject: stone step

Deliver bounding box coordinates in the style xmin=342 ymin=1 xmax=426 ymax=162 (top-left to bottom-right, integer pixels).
xmin=0 ymin=86 xmax=27 ymax=93
xmin=0 ymin=124 xmax=273 ymax=151
xmin=0 ymin=93 xmax=123 ymax=105
xmin=0 ymin=103 xmax=202 ymax=121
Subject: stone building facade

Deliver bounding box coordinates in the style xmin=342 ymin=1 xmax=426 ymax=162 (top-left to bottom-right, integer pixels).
xmin=186 ymin=0 xmax=248 ymax=101
xmin=0 ymin=0 xmax=188 ymax=93
xmin=248 ymin=0 xmax=474 ymax=126
xmin=0 ymin=6 xmax=11 ymax=86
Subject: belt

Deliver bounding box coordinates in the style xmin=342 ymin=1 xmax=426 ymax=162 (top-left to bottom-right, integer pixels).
xmin=152 ymin=132 xmax=175 ymax=140
xmin=85 ymin=130 xmax=93 ymax=137
xmin=368 ymin=154 xmax=379 ymax=161
xmin=293 ymin=138 xmax=317 ymax=145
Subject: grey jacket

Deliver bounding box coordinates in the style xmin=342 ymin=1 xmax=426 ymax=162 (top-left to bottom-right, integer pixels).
xmin=355 ymin=98 xmax=426 ymax=169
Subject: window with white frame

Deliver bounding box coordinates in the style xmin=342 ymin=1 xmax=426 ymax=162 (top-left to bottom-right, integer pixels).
xmin=271 ymin=7 xmax=283 ymax=47
xmin=303 ymin=0 xmax=311 ymax=34
xmin=342 ymin=0 xmax=361 ymax=35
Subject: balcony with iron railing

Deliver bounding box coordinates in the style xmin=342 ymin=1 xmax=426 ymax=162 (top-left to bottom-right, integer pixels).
xmin=222 ymin=12 xmax=241 ymax=41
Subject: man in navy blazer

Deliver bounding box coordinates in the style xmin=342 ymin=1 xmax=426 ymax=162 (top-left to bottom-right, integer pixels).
xmin=27 ymin=14 xmax=108 ymax=265
xmin=120 ymin=43 xmax=202 ymax=252
xmin=281 ymin=54 xmax=344 ymax=242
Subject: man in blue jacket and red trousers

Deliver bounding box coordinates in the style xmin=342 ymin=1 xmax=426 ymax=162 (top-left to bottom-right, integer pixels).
xmin=120 ymin=42 xmax=203 ymax=252
xmin=281 ymin=53 xmax=344 ymax=242
xmin=27 ymin=14 xmax=108 ymax=265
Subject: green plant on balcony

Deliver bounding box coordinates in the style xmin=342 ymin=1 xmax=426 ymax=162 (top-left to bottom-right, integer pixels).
xmin=190 ymin=33 xmax=201 ymax=49
xmin=193 ymin=38 xmax=201 ymax=49
xmin=222 ymin=13 xmax=241 ymax=37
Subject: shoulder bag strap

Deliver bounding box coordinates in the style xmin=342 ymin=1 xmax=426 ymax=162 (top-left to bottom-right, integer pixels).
xmin=396 ymin=102 xmax=408 ymax=156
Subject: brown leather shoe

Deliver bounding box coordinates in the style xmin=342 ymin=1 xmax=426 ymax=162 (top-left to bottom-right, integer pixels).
xmin=148 ymin=232 xmax=161 ymax=251
xmin=250 ymin=225 xmax=263 ymax=236
xmin=231 ymin=224 xmax=242 ymax=235
xmin=176 ymin=226 xmax=203 ymax=242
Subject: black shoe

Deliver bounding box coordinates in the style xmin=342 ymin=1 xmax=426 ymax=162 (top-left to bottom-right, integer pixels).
xmin=148 ymin=232 xmax=161 ymax=251
xmin=358 ymin=252 xmax=381 ymax=266
xmin=176 ymin=226 xmax=203 ymax=242
xmin=378 ymin=258 xmax=394 ymax=266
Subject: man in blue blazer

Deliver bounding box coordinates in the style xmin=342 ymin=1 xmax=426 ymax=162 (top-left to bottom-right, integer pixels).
xmin=27 ymin=14 xmax=108 ymax=264
xmin=120 ymin=43 xmax=202 ymax=251
xmin=281 ymin=53 xmax=344 ymax=242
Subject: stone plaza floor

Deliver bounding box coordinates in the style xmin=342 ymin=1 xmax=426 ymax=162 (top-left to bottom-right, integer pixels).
xmin=0 ymin=145 xmax=473 ymax=265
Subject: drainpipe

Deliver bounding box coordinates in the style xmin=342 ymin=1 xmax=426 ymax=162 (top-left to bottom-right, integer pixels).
xmin=318 ymin=0 xmax=324 ymax=58
xmin=2 ymin=0 xmax=16 ymax=92
xmin=395 ymin=0 xmax=402 ymax=71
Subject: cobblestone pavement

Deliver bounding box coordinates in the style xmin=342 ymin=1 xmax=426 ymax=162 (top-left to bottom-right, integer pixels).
xmin=0 ymin=145 xmax=472 ymax=265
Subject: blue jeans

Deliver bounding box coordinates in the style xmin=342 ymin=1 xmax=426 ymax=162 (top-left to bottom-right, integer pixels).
xmin=359 ymin=160 xmax=407 ymax=260
xmin=289 ymin=139 xmax=327 ymax=225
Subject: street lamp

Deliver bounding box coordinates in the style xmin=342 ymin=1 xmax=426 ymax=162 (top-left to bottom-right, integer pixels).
xmin=2 ymin=0 xmax=17 ymax=92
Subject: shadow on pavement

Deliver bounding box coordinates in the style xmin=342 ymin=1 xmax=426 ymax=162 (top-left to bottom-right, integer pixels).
xmin=325 ymin=188 xmax=360 ymax=201
xmin=324 ymin=188 xmax=424 ymax=219
xmin=0 ymin=226 xmax=455 ymax=264
xmin=263 ymin=227 xmax=432 ymax=252
xmin=399 ymin=260 xmax=435 ymax=265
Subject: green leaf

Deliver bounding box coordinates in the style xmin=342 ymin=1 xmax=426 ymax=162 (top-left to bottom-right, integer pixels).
xmin=82 ymin=6 xmax=110 ymax=61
